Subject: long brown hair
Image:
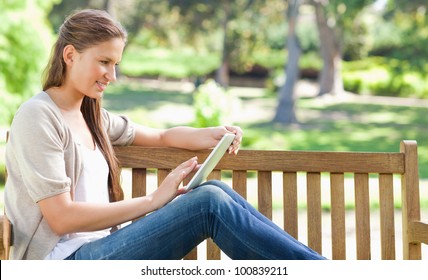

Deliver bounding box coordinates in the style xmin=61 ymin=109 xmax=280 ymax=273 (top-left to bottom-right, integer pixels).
xmin=43 ymin=9 xmax=128 ymax=202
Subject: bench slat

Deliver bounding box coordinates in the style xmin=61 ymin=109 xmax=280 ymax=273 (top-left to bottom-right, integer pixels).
xmin=207 ymin=170 xmax=221 ymax=260
xmin=1 ymin=215 xmax=7 ymax=260
xmin=183 ymin=248 xmax=197 ymax=260
xmin=232 ymin=170 xmax=247 ymax=199
xmin=157 ymin=169 xmax=170 ymax=187
xmin=183 ymin=166 xmax=198 ymax=260
xmin=258 ymin=171 xmax=272 ymax=220
xmin=400 ymin=141 xmax=422 ymax=259
xmin=379 ymin=173 xmax=396 ymax=259
xmin=208 ymin=170 xmax=221 ymax=181
xmin=132 ymin=168 xmax=146 ymax=198
xmin=283 ymin=172 xmax=298 ymax=239
xmin=354 ymin=173 xmax=371 ymax=259
xmin=330 ymin=173 xmax=346 ymax=260
xmin=114 ymin=147 xmax=405 ymax=174
xmin=206 ymin=238 xmax=219 ymax=260
xmin=307 ymin=172 xmax=322 ymax=254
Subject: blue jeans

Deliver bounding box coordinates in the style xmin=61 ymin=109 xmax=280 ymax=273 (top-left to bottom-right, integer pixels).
xmin=65 ymin=180 xmax=326 ymax=260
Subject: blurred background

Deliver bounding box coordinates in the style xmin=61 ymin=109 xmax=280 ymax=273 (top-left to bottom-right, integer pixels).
xmin=1 ymin=0 xmax=427 ymax=258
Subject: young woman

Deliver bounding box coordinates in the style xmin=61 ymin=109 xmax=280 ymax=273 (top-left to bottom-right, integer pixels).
xmin=4 ymin=9 xmax=326 ymax=260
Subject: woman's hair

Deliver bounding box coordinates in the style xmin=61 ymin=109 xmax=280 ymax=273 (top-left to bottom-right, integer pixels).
xmin=43 ymin=9 xmax=128 ymax=202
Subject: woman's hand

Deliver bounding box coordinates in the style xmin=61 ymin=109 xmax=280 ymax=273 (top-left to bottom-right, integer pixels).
xmin=150 ymin=156 xmax=199 ymax=209
xmin=213 ymin=125 xmax=243 ymax=155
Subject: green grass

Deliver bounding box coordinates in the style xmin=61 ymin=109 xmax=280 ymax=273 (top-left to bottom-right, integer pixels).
xmin=241 ymin=100 xmax=428 ymax=178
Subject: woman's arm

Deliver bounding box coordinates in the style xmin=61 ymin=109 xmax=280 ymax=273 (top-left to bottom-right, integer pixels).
xmin=131 ymin=124 xmax=243 ymax=154
xmin=38 ymin=156 xmax=198 ymax=236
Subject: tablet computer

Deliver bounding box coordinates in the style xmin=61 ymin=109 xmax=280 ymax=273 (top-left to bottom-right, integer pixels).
xmin=185 ymin=133 xmax=236 ymax=191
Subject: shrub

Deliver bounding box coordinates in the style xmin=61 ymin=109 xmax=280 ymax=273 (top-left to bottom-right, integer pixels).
xmin=192 ymin=79 xmax=240 ymax=127
xmin=342 ymin=57 xmax=428 ymax=98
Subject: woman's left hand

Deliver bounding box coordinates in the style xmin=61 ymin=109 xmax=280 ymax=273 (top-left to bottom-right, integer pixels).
xmin=214 ymin=125 xmax=243 ymax=155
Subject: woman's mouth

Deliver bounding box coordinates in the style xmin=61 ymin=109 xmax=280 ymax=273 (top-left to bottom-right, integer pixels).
xmin=96 ymin=81 xmax=108 ymax=91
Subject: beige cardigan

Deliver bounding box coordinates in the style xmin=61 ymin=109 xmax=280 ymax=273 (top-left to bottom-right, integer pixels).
xmin=4 ymin=92 xmax=136 ymax=259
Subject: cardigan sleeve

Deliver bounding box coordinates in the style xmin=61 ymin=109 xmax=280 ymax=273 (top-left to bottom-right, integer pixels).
xmin=7 ymin=98 xmax=72 ymax=202
xmin=101 ymin=109 xmax=136 ymax=146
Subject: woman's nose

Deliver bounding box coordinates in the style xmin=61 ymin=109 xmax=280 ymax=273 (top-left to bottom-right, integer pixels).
xmin=106 ymin=66 xmax=117 ymax=82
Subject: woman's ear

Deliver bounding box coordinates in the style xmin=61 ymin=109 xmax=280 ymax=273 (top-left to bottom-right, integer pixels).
xmin=63 ymin=44 xmax=76 ymax=65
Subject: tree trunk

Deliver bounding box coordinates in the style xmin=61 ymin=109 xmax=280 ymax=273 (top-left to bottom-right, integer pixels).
xmin=215 ymin=37 xmax=230 ymax=87
xmin=312 ymin=1 xmax=344 ymax=96
xmin=215 ymin=2 xmax=231 ymax=88
xmin=273 ymin=0 xmax=301 ymax=124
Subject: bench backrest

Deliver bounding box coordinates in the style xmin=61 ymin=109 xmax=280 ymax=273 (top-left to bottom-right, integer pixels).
xmin=113 ymin=140 xmax=426 ymax=260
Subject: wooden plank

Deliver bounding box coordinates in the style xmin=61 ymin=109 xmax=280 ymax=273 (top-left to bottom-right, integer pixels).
xmin=0 ymin=219 xmax=4 ymax=260
xmin=183 ymin=248 xmax=197 ymax=260
xmin=183 ymin=168 xmax=197 ymax=260
xmin=114 ymin=147 xmax=405 ymax=174
xmin=354 ymin=173 xmax=371 ymax=260
xmin=206 ymin=171 xmax=221 ymax=260
xmin=206 ymin=238 xmax=220 ymax=260
xmin=283 ymin=172 xmax=298 ymax=239
xmin=408 ymin=221 xmax=428 ymax=245
xmin=379 ymin=174 xmax=396 ymax=260
xmin=330 ymin=173 xmax=346 ymax=260
xmin=307 ymin=172 xmax=322 ymax=254
xmin=258 ymin=171 xmax=272 ymax=220
xmin=208 ymin=170 xmax=221 ymax=181
xmin=1 ymin=215 xmax=11 ymax=260
xmin=157 ymin=169 xmax=171 ymax=187
xmin=232 ymin=170 xmax=247 ymax=199
xmin=132 ymin=168 xmax=146 ymax=198
xmin=400 ymin=140 xmax=422 ymax=260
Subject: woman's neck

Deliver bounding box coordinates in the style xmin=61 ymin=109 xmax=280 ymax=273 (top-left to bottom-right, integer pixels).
xmin=45 ymin=87 xmax=95 ymax=150
xmin=45 ymin=87 xmax=84 ymax=113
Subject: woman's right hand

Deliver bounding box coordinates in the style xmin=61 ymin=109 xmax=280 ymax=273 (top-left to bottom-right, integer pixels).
xmin=150 ymin=156 xmax=199 ymax=210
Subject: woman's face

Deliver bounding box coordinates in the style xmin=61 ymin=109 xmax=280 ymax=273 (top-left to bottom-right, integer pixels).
xmin=67 ymin=38 xmax=125 ymax=99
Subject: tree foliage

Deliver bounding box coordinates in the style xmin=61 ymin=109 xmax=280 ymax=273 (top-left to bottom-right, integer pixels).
xmin=381 ymin=0 xmax=428 ymax=72
xmin=165 ymin=0 xmax=286 ymax=86
xmin=0 ymin=0 xmax=59 ymax=125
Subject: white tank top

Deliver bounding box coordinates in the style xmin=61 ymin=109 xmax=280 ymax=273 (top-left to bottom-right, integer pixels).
xmin=45 ymin=144 xmax=110 ymax=260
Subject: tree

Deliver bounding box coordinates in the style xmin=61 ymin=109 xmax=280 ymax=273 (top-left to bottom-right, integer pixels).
xmin=273 ymin=0 xmax=301 ymax=124
xmin=168 ymin=0 xmax=273 ymax=87
xmin=309 ymin=0 xmax=375 ymax=96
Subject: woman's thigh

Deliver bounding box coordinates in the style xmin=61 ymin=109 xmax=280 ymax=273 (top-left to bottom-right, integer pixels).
xmin=66 ymin=187 xmax=216 ymax=260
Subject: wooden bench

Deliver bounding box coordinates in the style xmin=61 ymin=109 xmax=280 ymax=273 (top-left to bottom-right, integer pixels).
xmin=1 ymin=140 xmax=427 ymax=259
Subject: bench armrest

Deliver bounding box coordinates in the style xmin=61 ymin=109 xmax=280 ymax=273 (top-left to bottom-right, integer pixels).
xmin=409 ymin=221 xmax=428 ymax=245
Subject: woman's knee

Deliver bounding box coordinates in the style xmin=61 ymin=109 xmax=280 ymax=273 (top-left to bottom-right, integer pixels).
xmin=191 ymin=182 xmax=230 ymax=206
xmin=200 ymin=180 xmax=229 ymax=191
